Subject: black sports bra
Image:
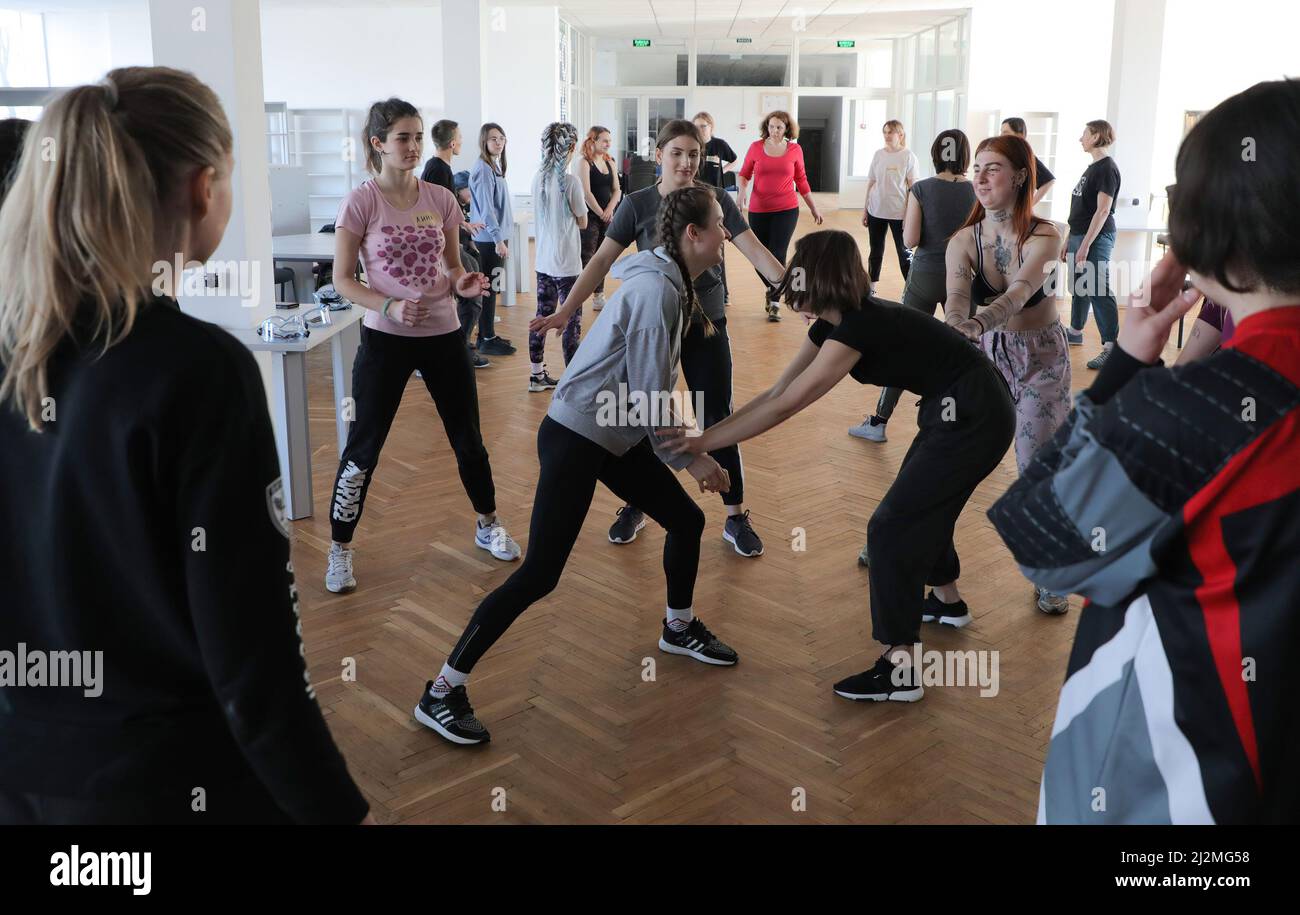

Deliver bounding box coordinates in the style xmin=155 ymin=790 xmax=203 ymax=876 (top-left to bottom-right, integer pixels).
xmin=970 ymin=220 xmax=1050 ymax=312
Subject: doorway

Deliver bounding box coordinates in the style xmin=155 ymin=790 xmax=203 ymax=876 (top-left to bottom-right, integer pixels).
xmin=796 ymin=95 xmax=842 ymax=193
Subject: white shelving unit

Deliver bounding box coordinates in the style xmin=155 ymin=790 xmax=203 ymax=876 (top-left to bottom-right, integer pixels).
xmin=290 ymin=108 xmax=358 ymax=233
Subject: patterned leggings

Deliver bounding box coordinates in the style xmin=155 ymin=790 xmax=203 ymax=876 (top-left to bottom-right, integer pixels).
xmin=980 ymin=322 xmax=1073 ymax=473
xmin=531 ymin=272 xmax=581 ymax=366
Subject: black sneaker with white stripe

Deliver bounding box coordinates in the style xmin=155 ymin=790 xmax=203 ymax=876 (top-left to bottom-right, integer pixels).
xmin=833 ymin=655 xmax=924 ymax=702
xmin=414 ymin=682 xmax=490 ymax=745
xmin=658 ymin=617 xmax=739 ymax=666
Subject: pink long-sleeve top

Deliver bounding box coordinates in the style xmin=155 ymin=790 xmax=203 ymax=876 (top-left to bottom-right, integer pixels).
xmin=738 ymin=140 xmax=811 ymax=213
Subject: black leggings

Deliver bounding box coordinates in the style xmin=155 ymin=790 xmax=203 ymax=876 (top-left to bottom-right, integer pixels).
xmin=330 ymin=326 xmax=496 ymax=543
xmin=474 ymin=240 xmax=504 ymax=341
xmin=865 ymin=361 xmax=1014 ymax=645
xmin=748 ymin=207 xmax=799 ymax=295
xmin=447 ymin=417 xmax=706 ymax=673
xmin=866 ymin=213 xmax=910 ymax=283
xmin=876 ymin=269 xmax=945 ymax=421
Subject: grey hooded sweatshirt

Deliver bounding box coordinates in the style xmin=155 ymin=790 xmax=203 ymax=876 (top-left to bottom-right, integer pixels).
xmin=547 ymin=247 xmax=694 ymax=471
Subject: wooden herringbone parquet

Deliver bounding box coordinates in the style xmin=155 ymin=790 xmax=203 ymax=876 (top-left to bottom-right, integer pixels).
xmin=290 ymin=204 xmax=1169 ymax=824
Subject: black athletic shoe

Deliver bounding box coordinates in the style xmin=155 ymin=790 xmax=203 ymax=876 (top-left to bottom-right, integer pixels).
xmin=469 ymin=350 xmax=491 ymax=369
xmin=477 ymin=335 xmax=516 ymax=356
xmin=920 ymin=591 xmax=972 ymax=627
xmin=723 ymin=510 xmax=764 ymax=557
xmin=414 ymin=682 xmax=491 ymax=745
xmin=833 ymin=655 xmax=924 ymax=702
xmin=658 ymin=617 xmax=739 ymax=666
xmin=608 ymin=506 xmax=646 ymax=544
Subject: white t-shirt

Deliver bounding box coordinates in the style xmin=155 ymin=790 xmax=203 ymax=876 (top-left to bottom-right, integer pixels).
xmin=867 ymin=148 xmax=920 ymax=220
xmin=531 ymin=169 xmax=587 ymax=277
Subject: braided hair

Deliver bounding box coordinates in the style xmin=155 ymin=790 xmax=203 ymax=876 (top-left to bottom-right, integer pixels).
xmin=656 ymin=184 xmax=718 ymax=338
xmin=537 ymin=121 xmax=579 ymax=229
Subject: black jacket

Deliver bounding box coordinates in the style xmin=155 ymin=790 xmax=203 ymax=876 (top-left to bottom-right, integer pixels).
xmin=0 ymin=296 xmax=367 ymax=823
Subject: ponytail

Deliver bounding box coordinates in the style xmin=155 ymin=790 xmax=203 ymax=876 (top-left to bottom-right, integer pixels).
xmin=656 ymin=184 xmax=718 ymax=338
xmin=0 ymin=67 xmax=232 ymax=431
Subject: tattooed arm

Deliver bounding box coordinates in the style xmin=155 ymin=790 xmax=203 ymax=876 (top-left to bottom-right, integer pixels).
xmin=942 ymin=231 xmax=976 ymax=327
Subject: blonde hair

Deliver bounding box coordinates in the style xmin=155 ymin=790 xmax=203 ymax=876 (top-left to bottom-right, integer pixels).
xmin=691 ymin=111 xmax=715 ymax=127
xmin=0 ymin=67 xmax=232 ymax=431
xmin=883 ymin=119 xmax=906 ymax=146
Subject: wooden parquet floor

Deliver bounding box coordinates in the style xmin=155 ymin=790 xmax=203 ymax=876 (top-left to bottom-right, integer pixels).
xmin=291 ymin=205 xmax=1173 ymax=824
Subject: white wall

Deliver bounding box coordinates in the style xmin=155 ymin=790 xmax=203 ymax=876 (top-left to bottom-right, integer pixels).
xmin=43 ymin=0 xmax=152 ymax=85
xmin=483 ymin=4 xmax=561 ymax=195
xmin=1150 ymin=0 xmax=1300 ymax=195
xmin=260 ymin=3 xmax=444 ymax=113
xmin=965 ymin=0 xmax=1117 ymax=224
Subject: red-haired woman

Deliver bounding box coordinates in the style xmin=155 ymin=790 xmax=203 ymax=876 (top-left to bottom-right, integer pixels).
xmin=944 ymin=135 xmax=1070 ymax=615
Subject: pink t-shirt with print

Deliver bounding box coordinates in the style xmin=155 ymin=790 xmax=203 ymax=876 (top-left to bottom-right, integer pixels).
xmin=335 ymin=179 xmax=465 ymax=337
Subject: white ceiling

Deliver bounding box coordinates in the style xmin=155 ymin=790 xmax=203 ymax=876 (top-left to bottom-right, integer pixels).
xmin=9 ymin=0 xmax=965 ymax=42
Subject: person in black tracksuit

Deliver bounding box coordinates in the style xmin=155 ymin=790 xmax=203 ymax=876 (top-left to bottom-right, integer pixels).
xmin=662 ymin=229 xmax=1014 ymax=706
xmin=0 ymin=68 xmax=367 ymax=824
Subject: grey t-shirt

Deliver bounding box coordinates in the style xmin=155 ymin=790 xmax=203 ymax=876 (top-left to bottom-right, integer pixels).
xmin=606 ymin=183 xmax=750 ymax=321
xmin=908 ymin=177 xmax=977 ymax=274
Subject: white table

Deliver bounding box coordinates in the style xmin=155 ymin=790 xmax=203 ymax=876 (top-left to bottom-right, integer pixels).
xmin=231 ymin=305 xmax=365 ymax=521
xmin=272 ymin=232 xmax=337 ymax=307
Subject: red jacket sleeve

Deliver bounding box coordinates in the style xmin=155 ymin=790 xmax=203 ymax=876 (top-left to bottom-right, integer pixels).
xmin=738 ymin=141 xmax=759 ymax=180
xmin=792 ymin=144 xmax=811 ymax=196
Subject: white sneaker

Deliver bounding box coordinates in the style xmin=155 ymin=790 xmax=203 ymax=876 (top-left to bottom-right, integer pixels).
xmin=848 ymin=417 xmax=887 ymax=442
xmin=593 ymin=293 xmax=606 ymax=311
xmin=325 ymin=543 xmax=356 ymax=593
xmin=475 ymin=519 xmax=521 ymax=561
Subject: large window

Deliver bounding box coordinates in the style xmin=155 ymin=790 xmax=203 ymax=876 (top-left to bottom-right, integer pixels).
xmin=899 ymin=14 xmax=970 ymax=178
xmin=594 ymin=37 xmax=688 ymax=87
xmin=849 ymin=98 xmax=890 ymax=177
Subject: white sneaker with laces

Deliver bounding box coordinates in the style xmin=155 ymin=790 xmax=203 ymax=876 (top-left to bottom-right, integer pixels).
xmin=848 ymin=417 xmax=887 ymax=442
xmin=325 ymin=543 xmax=356 ymax=593
xmin=475 ymin=519 xmax=521 ymax=561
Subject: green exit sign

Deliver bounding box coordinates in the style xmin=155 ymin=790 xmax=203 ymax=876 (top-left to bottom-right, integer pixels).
xmin=736 ymin=37 xmax=752 ymax=43
xmin=632 ymin=39 xmax=651 ymax=47
xmin=836 ymin=39 xmax=856 ymax=48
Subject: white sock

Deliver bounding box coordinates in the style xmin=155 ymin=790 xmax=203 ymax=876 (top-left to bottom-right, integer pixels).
xmin=530 ymin=361 xmax=544 ymax=375
xmin=667 ymin=605 xmax=693 ymax=632
xmin=430 ymin=664 xmax=468 ymax=696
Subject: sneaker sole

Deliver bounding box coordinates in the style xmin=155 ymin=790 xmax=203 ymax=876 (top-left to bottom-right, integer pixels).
xmin=921 ymin=611 xmax=972 ymax=627
xmin=528 ymin=384 xmax=557 ymax=392
xmin=412 ymin=704 xmax=489 ymax=745
xmin=833 ymin=686 xmax=924 ymax=702
xmin=722 ymin=528 xmax=764 ymax=557
xmin=657 ymin=638 xmax=738 ymax=666
xmin=1038 ymin=600 xmax=1070 ymax=615
xmin=473 ymin=361 xmax=491 ymax=369
xmin=475 ymin=537 xmax=520 ymax=561
xmin=325 ymin=578 xmax=356 ymax=594
xmin=847 ymin=427 xmax=886 ymax=442
xmin=608 ymin=518 xmax=647 ymax=544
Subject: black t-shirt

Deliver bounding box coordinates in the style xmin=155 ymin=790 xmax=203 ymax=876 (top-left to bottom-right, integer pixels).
xmin=1033 ymin=155 xmax=1055 ymax=189
xmin=700 ymin=137 xmax=738 ymax=189
xmin=1067 ymin=155 xmax=1121 ymax=235
xmin=421 ymin=157 xmax=455 ymax=196
xmin=607 ymin=183 xmax=750 ymax=321
xmin=0 ymin=296 xmax=367 ymax=823
xmin=807 ymin=295 xmax=982 ymax=396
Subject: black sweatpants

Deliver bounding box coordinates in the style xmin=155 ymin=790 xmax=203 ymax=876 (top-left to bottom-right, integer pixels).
xmin=866 ymin=360 xmax=1014 ymax=645
xmin=748 ymin=207 xmax=799 ymax=294
xmin=447 ymin=417 xmax=706 ymax=673
xmin=876 ymin=269 xmax=945 ymax=421
xmin=866 ymin=212 xmax=910 ymax=283
xmin=0 ymin=775 xmax=294 ymax=824
xmin=330 ymin=326 xmax=496 ymax=543
xmin=474 ymin=239 xmax=505 ymax=341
